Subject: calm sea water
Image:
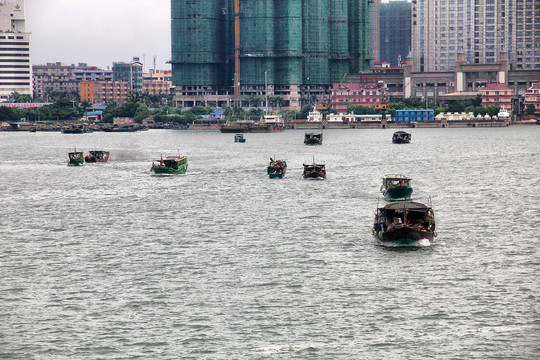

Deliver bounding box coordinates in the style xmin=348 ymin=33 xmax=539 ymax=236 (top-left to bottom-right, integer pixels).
xmin=0 ymin=127 xmax=539 ymax=359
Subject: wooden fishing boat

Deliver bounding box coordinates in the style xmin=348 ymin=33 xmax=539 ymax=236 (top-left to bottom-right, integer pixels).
xmin=304 ymin=132 xmax=323 ymax=145
xmin=84 ymin=150 xmax=110 ymax=163
xmin=62 ymin=124 xmax=89 ymax=134
xmin=67 ymin=151 xmax=84 ymax=166
xmin=234 ymin=133 xmax=246 ymax=143
xmin=392 ymin=130 xmax=411 ymax=144
xmin=373 ymin=200 xmax=436 ymax=245
xmin=267 ymin=158 xmax=287 ymax=178
xmin=151 ymin=155 xmax=188 ymax=174
xmin=380 ymin=174 xmax=413 ymax=200
xmin=303 ymin=160 xmax=326 ymax=179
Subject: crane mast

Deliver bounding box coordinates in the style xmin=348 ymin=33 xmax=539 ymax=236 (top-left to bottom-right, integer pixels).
xmin=234 ymin=0 xmax=240 ymax=110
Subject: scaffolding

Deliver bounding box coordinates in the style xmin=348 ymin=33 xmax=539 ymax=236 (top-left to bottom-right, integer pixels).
xmin=171 ymin=0 xmax=371 ymax=88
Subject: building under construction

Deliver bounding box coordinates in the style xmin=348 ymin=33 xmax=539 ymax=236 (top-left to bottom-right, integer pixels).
xmin=171 ymin=0 xmax=371 ymax=110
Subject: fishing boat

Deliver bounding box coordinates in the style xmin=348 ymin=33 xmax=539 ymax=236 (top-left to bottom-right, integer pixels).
xmin=67 ymin=150 xmax=84 ymax=166
xmin=380 ymin=174 xmax=413 ymax=200
xmin=84 ymin=150 xmax=110 ymax=163
xmin=303 ymin=160 xmax=326 ymax=179
xmin=267 ymin=158 xmax=287 ymax=178
xmin=392 ymin=130 xmax=411 ymax=144
xmin=234 ymin=133 xmax=246 ymax=143
xmin=304 ymin=132 xmax=323 ymax=145
xmin=62 ymin=124 xmax=88 ymax=134
xmin=373 ymin=200 xmax=436 ymax=245
xmin=150 ymin=155 xmax=188 ymax=174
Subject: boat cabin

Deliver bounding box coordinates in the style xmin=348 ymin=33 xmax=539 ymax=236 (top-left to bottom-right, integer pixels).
xmin=382 ymin=175 xmax=411 ymax=189
xmin=304 ymin=132 xmax=323 ymax=145
xmin=303 ymin=162 xmax=326 ymax=179
xmin=375 ymin=201 xmax=435 ymax=233
xmin=392 ymin=131 xmax=411 ymax=143
xmin=234 ymin=133 xmax=246 ymax=142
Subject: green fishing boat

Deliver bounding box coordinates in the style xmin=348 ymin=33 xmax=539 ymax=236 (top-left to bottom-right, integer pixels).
xmin=381 ymin=174 xmax=413 ymax=200
xmin=67 ymin=151 xmax=84 ymax=166
xmin=151 ymin=155 xmax=188 ymax=174
xmin=267 ymin=158 xmax=287 ymax=178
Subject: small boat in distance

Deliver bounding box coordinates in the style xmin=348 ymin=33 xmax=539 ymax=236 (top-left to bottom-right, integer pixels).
xmin=392 ymin=130 xmax=411 ymax=144
xmin=373 ymin=200 xmax=436 ymax=245
xmin=381 ymin=174 xmax=413 ymax=200
xmin=85 ymin=150 xmax=110 ymax=163
xmin=303 ymin=159 xmax=326 ymax=179
xmin=62 ymin=124 xmax=89 ymax=134
xmin=151 ymin=155 xmax=188 ymax=174
xmin=267 ymin=158 xmax=287 ymax=178
xmin=67 ymin=150 xmax=84 ymax=166
xmin=304 ymin=132 xmax=323 ymax=145
xmin=234 ymin=133 xmax=246 ymax=143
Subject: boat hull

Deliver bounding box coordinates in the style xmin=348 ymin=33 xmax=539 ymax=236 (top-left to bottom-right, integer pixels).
xmin=68 ymin=159 xmax=84 ymax=166
xmin=85 ymin=151 xmax=109 ymax=163
xmin=268 ymin=172 xmax=285 ymax=178
xmin=151 ymin=164 xmax=187 ymax=174
xmin=384 ymin=186 xmax=413 ymax=200
xmin=373 ymin=225 xmax=435 ymax=244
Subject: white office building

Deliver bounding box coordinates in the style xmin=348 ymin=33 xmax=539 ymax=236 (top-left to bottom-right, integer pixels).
xmin=0 ymin=0 xmax=32 ymax=101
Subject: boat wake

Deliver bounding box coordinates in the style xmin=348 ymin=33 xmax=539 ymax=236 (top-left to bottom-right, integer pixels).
xmin=377 ymin=238 xmax=432 ymax=248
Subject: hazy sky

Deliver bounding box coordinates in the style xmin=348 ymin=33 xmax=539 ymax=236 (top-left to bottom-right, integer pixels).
xmin=25 ymin=0 xmax=171 ymax=71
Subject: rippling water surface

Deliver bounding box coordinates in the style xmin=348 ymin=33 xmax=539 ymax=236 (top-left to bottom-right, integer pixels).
xmin=1 ymin=127 xmax=539 ymax=359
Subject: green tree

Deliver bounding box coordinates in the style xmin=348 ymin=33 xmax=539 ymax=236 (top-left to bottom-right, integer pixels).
xmin=0 ymin=106 xmax=21 ymax=121
xmin=134 ymin=102 xmax=150 ymax=123
xmin=525 ymin=104 xmax=536 ymax=115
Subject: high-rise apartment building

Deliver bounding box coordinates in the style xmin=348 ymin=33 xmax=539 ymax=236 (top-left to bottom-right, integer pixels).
xmin=0 ymin=0 xmax=32 ymax=101
xmin=113 ymin=58 xmax=143 ymax=92
xmin=378 ymin=0 xmax=411 ymax=67
xmin=514 ymin=0 xmax=539 ymax=70
xmin=171 ymin=0 xmax=371 ymax=110
xmin=411 ymin=0 xmax=539 ymax=72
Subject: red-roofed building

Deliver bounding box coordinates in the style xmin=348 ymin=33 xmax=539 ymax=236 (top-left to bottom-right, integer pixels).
xmin=523 ymin=83 xmax=540 ymax=115
xmin=330 ymin=82 xmax=387 ymax=112
xmin=479 ymin=82 xmax=513 ymax=108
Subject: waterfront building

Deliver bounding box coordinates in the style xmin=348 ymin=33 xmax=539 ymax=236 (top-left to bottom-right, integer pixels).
xmin=0 ymin=0 xmax=32 ymax=101
xmin=479 ymin=82 xmax=513 ymax=108
xmin=330 ymin=82 xmax=387 ymax=113
xmin=395 ymin=109 xmax=434 ymax=122
xmin=142 ymin=70 xmax=175 ymax=97
xmin=378 ymin=0 xmax=411 ymax=67
xmin=522 ymin=83 xmax=540 ymax=115
xmin=113 ymin=58 xmax=143 ymax=92
xmin=346 ymin=52 xmax=539 ymax=107
xmin=171 ymin=0 xmax=372 ymax=110
xmin=32 ymin=62 xmax=110 ymax=100
xmin=411 ymin=0 xmax=539 ymax=72
xmin=80 ymin=80 xmax=130 ymax=105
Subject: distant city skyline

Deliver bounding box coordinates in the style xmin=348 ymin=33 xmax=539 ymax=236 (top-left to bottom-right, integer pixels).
xmin=25 ymin=0 xmax=172 ymax=71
